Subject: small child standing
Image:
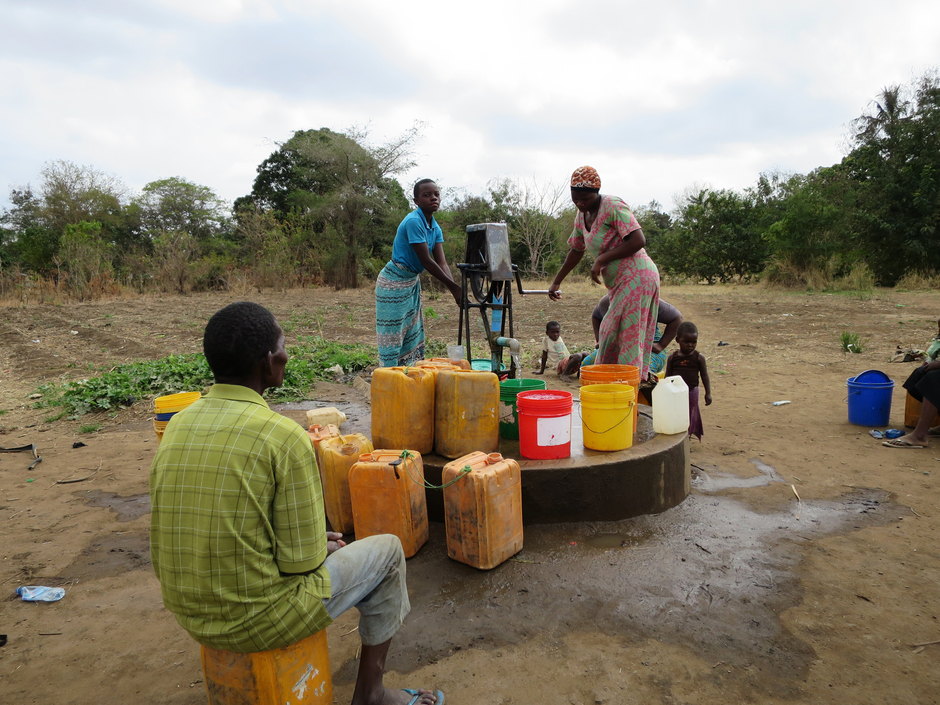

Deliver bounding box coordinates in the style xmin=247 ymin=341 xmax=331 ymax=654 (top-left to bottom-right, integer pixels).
xmin=665 ymin=321 xmax=712 ymax=440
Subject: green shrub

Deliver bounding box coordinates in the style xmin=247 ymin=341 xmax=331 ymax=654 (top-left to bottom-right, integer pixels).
xmin=839 ymin=331 xmax=865 ymax=353
xmin=36 ymin=338 xmax=380 ymax=414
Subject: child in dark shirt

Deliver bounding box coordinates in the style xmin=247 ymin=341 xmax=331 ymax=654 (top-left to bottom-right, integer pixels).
xmin=665 ymin=321 xmax=712 ymax=440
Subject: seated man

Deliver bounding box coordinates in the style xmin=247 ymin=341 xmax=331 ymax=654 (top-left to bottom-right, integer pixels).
xmin=150 ymin=301 xmax=442 ymax=705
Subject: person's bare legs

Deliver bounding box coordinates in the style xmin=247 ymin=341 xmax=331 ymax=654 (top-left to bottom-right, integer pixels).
xmin=560 ymin=353 xmax=584 ymax=383
xmin=888 ymin=396 xmax=938 ymax=446
xmin=908 ymin=396 xmax=938 ymax=445
xmin=352 ymin=640 xmax=438 ymax=705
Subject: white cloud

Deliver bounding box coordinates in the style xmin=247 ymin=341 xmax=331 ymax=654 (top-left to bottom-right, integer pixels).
xmin=1 ymin=0 xmax=938 ymax=214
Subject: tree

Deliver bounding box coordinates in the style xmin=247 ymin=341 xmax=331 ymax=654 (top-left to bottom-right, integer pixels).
xmin=503 ymin=177 xmax=568 ymax=277
xmin=666 ymin=188 xmax=768 ymax=283
xmin=133 ymin=177 xmax=231 ymax=244
xmin=56 ymin=221 xmax=115 ymax=300
xmin=241 ymin=126 xmax=416 ymax=288
xmin=38 ymin=160 xmax=129 ymax=239
xmin=1 ymin=161 xmax=131 ymax=274
xmin=844 ymin=71 xmax=940 ymax=283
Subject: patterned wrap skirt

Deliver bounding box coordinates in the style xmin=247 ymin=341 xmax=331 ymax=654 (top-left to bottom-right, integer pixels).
xmin=596 ymin=251 xmax=660 ymax=377
xmin=375 ymin=260 xmax=425 ymax=367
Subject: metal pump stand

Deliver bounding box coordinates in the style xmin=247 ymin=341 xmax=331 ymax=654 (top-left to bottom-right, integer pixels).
xmin=456 ymin=223 xmax=551 ymax=378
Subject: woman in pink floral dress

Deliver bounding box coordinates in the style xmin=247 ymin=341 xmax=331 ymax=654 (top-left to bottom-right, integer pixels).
xmin=548 ymin=166 xmax=660 ymax=376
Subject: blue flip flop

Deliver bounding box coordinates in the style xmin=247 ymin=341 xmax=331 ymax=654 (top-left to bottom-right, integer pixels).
xmin=403 ymin=689 xmax=445 ymax=705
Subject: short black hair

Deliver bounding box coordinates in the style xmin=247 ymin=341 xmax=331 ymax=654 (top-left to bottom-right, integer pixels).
xmin=676 ymin=321 xmax=698 ymax=338
xmin=203 ymin=301 xmax=282 ymax=379
xmin=413 ymin=178 xmax=437 ymax=199
xmin=546 ymin=320 xmax=560 ymax=331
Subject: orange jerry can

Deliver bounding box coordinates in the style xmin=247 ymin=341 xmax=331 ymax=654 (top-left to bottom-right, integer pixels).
xmin=371 ymin=367 xmax=435 ymax=454
xmin=414 ymin=360 xmax=458 ymax=376
xmin=201 ymin=629 xmax=331 ymax=705
xmin=318 ymin=433 xmax=374 ymax=535
xmin=349 ymin=450 xmax=429 ymax=558
xmin=307 ymin=423 xmax=341 ymax=462
xmin=428 ymin=357 xmax=472 ymax=370
xmin=442 ymin=452 xmax=523 ymax=570
xmin=434 ymin=369 xmax=500 ymax=459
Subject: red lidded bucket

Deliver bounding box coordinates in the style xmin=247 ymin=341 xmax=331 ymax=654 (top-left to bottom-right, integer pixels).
xmin=517 ymin=390 xmax=573 ymax=460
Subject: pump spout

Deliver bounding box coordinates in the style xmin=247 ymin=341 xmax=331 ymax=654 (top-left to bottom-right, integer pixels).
xmin=495 ymin=336 xmax=523 ymax=379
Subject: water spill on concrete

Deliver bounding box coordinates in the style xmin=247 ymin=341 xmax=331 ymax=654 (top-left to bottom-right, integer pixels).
xmin=275 ymin=399 xmax=373 ymax=437
xmin=692 ymin=457 xmax=787 ymax=491
xmin=82 ymin=490 xmax=151 ymax=522
xmin=584 ymin=527 xmax=657 ymax=549
xmin=398 ymin=485 xmax=897 ymax=694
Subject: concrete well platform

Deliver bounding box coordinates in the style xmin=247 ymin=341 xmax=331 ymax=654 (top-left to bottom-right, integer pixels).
xmin=277 ymin=398 xmax=690 ymax=526
xmin=422 ymin=406 xmax=690 ymax=525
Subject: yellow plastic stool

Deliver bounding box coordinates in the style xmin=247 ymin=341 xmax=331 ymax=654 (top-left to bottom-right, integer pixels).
xmin=200 ymin=630 xmax=332 ymax=705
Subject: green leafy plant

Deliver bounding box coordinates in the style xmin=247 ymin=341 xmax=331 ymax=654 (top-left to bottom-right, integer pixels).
xmin=44 ymin=411 xmax=68 ymax=423
xmin=839 ymin=331 xmax=865 ymax=353
xmin=425 ymin=339 xmax=449 ymax=357
xmin=35 ymin=339 xmax=380 ymax=414
xmin=78 ymin=423 xmax=101 ymax=434
xmin=424 ymin=307 xmax=438 ymax=320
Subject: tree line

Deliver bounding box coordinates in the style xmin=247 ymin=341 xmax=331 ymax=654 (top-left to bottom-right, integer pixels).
xmin=2 ymin=71 xmax=938 ymax=301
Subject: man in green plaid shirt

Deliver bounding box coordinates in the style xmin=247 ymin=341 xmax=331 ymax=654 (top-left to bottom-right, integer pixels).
xmin=150 ymin=302 xmax=443 ymax=705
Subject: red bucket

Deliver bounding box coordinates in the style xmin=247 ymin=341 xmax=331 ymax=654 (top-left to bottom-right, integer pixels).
xmin=517 ymin=390 xmax=573 ymax=460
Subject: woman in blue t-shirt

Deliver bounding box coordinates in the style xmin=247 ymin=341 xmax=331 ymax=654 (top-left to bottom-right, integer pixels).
xmin=375 ymin=179 xmax=462 ymax=367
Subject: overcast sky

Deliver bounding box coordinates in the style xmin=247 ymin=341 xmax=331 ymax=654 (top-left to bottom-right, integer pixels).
xmin=2 ymin=0 xmax=938 ymax=215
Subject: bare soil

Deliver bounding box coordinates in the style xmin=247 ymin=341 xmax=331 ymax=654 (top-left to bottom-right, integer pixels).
xmin=1 ymin=283 xmax=939 ymax=704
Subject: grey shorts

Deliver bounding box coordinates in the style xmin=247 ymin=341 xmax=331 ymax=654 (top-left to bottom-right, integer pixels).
xmin=321 ymin=534 xmax=411 ymax=646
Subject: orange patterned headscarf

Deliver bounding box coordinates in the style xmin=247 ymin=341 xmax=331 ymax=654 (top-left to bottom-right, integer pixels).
xmin=570 ymin=166 xmax=601 ymax=190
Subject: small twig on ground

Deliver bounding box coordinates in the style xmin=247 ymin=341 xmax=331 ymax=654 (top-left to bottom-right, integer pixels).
xmin=694 ymin=543 xmax=712 ymax=555
xmin=38 ymin=632 xmax=62 ymax=636
xmin=907 ymin=506 xmax=922 ymax=518
xmin=855 ymin=594 xmax=872 ymax=602
xmin=791 ymin=484 xmax=802 ymax=520
xmin=341 ymin=626 xmax=360 ymax=637
xmin=55 ymin=462 xmax=102 ymax=484
xmin=912 ymin=639 xmax=940 ymax=653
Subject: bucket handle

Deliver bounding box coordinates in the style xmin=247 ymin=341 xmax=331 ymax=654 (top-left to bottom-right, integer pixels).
xmin=577 ymin=402 xmax=636 ymax=436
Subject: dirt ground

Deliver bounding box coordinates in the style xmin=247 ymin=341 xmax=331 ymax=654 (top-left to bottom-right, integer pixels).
xmin=0 ymin=282 xmax=939 ymax=705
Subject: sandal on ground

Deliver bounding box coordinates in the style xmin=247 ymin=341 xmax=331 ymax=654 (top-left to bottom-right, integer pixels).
xmin=882 ymin=437 xmax=926 ymax=449
xmin=403 ymin=689 xmax=445 ymax=705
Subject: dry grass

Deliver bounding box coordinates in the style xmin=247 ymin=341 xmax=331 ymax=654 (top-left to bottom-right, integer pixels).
xmin=895 ymin=269 xmax=940 ymax=291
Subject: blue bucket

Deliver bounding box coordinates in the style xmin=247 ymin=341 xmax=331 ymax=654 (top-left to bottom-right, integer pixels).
xmin=847 ymin=369 xmax=894 ymax=426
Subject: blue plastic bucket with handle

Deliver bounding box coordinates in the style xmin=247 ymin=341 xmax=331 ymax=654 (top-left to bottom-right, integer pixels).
xmin=846 ymin=369 xmax=894 ymax=426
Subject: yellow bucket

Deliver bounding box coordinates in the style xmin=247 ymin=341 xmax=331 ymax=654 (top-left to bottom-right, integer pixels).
xmin=580 ymin=383 xmax=636 ymax=451
xmin=154 ymin=391 xmax=201 ymax=414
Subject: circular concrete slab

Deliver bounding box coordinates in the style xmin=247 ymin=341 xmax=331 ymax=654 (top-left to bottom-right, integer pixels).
xmin=276 ymin=399 xmax=690 ymax=526
xmin=422 ymin=406 xmax=690 ymax=524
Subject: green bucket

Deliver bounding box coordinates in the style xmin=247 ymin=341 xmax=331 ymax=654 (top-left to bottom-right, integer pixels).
xmin=499 ymin=378 xmax=547 ymax=440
